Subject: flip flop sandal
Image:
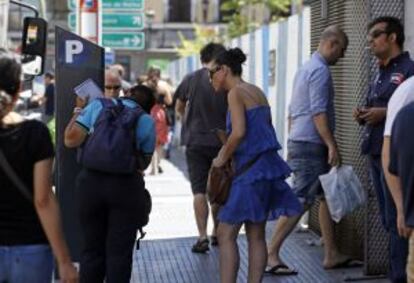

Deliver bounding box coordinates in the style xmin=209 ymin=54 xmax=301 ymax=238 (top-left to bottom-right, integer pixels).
xmin=191 ymin=238 xmax=209 ymax=253
xmin=265 ymin=264 xmax=298 ymax=276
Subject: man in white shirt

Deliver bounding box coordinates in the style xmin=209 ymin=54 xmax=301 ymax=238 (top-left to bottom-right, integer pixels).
xmin=382 ymin=76 xmax=414 ymax=242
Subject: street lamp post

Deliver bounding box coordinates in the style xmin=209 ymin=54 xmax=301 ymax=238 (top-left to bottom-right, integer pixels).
xmin=145 ymin=9 xmax=155 ymax=50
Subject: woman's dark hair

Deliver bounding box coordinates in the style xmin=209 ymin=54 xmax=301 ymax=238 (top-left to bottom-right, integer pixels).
xmin=215 ymin=48 xmax=247 ymax=76
xmin=128 ymin=84 xmax=155 ymax=113
xmin=0 ymin=49 xmax=21 ymax=97
xmin=368 ymin=16 xmax=405 ymax=49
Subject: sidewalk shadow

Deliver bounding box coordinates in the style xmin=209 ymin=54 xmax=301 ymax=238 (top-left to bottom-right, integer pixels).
xmin=167 ymin=147 xmax=190 ymax=180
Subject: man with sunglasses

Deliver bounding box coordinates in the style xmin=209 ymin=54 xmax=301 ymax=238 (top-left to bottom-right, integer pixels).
xmin=175 ymin=43 xmax=227 ymax=253
xmin=104 ymin=69 xmax=122 ymax=98
xmin=354 ymin=16 xmax=414 ymax=283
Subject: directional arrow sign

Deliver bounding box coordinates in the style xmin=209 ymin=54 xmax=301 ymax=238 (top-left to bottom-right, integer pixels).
xmin=103 ymin=13 xmax=144 ymax=29
xmin=102 ymin=32 xmax=145 ymax=50
xmin=102 ymin=0 xmax=143 ymax=10
xmin=68 ymin=12 xmax=144 ymax=31
xmin=69 ymin=0 xmax=143 ymax=11
xmin=68 ymin=12 xmax=76 ymax=30
xmin=68 ymin=0 xmax=75 ymax=10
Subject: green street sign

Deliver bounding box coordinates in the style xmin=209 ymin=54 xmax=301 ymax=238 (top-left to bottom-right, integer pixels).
xmin=103 ymin=13 xmax=144 ymax=29
xmin=68 ymin=0 xmax=143 ymax=11
xmin=68 ymin=13 xmax=144 ymax=31
xmin=102 ymin=0 xmax=143 ymax=10
xmin=68 ymin=12 xmax=76 ymax=30
xmin=68 ymin=0 xmax=75 ymax=10
xmin=102 ymin=32 xmax=145 ymax=50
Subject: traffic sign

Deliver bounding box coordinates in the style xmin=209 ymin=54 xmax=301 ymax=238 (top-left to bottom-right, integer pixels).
xmin=68 ymin=12 xmax=76 ymax=30
xmin=68 ymin=13 xmax=144 ymax=31
xmin=102 ymin=0 xmax=143 ymax=10
xmin=103 ymin=13 xmax=144 ymax=29
xmin=68 ymin=0 xmax=75 ymax=10
xmin=69 ymin=0 xmax=143 ymax=11
xmin=105 ymin=50 xmax=116 ymax=65
xmin=102 ymin=32 xmax=145 ymax=50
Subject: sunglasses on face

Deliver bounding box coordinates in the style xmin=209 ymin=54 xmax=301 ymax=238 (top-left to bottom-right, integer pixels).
xmin=105 ymin=85 xmax=121 ymax=91
xmin=208 ymin=66 xmax=222 ymax=79
xmin=368 ymin=29 xmax=388 ymax=40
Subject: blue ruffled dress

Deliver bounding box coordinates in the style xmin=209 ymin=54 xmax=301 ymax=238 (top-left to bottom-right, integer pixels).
xmin=218 ymin=106 xmax=303 ymax=224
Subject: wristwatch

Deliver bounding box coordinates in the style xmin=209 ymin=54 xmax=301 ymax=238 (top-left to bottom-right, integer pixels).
xmin=73 ymin=107 xmax=83 ymax=114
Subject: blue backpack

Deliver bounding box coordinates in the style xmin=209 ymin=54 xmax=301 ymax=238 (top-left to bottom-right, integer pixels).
xmin=78 ymin=98 xmax=144 ymax=174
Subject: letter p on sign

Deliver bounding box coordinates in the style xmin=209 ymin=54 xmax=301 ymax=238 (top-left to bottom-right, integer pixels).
xmin=65 ymin=40 xmax=83 ymax=63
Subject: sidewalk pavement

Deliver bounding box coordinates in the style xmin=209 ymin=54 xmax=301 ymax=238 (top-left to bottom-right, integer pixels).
xmin=130 ymin=148 xmax=390 ymax=283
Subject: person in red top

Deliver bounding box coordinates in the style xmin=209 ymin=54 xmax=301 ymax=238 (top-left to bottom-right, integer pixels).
xmin=150 ymin=95 xmax=169 ymax=174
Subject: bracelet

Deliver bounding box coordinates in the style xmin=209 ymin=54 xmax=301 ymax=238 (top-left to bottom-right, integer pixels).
xmin=73 ymin=107 xmax=82 ymax=114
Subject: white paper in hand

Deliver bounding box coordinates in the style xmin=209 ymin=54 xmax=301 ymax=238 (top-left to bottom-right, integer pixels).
xmin=74 ymin=79 xmax=103 ymax=101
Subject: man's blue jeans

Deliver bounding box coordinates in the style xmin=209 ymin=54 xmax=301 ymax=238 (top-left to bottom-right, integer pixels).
xmin=369 ymin=155 xmax=408 ymax=283
xmin=0 ymin=244 xmax=53 ymax=283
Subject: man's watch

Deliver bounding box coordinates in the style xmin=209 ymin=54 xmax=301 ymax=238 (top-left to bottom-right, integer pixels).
xmin=73 ymin=107 xmax=83 ymax=114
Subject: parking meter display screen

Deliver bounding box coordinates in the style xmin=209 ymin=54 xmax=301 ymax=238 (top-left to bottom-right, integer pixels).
xmin=22 ymin=17 xmax=47 ymax=57
xmin=26 ymin=24 xmax=38 ymax=45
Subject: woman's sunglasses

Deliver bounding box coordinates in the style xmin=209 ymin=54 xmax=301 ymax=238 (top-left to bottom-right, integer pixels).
xmin=208 ymin=66 xmax=222 ymax=79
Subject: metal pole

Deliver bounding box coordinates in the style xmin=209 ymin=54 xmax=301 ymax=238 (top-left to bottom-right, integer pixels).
xmin=38 ymin=0 xmax=46 ymax=18
xmin=10 ymin=0 xmax=39 ymax=17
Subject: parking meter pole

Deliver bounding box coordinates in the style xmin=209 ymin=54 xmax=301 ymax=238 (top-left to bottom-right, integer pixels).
xmin=55 ymin=27 xmax=104 ymax=260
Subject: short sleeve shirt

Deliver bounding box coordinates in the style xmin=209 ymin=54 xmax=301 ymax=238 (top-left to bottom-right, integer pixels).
xmin=0 ymin=120 xmax=54 ymax=245
xmin=389 ymin=101 xmax=414 ymax=227
xmin=288 ymin=52 xmax=335 ymax=144
xmin=76 ymin=98 xmax=156 ymax=154
xmin=175 ymin=68 xmax=228 ymax=147
xmin=384 ymin=76 xmax=414 ymax=136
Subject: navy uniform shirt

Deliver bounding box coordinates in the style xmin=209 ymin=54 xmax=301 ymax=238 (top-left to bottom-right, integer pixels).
xmin=362 ymin=51 xmax=414 ymax=156
xmin=389 ymin=101 xmax=414 ymax=227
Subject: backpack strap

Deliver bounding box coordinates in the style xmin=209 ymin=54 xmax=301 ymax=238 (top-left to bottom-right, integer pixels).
xmin=92 ymin=98 xmax=116 ymax=127
xmin=114 ymin=98 xmax=125 ymax=109
xmin=98 ymin=97 xmax=116 ymax=108
xmin=119 ymin=97 xmax=145 ymax=119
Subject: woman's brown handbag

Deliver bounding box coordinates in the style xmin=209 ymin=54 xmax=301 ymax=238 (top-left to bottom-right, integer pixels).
xmin=207 ymin=153 xmax=263 ymax=205
xmin=207 ymin=161 xmax=234 ymax=205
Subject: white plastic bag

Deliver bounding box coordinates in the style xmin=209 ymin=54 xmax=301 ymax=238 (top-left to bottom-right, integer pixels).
xmin=319 ymin=165 xmax=366 ymax=223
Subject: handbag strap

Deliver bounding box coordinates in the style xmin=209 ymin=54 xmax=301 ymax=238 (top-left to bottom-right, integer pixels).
xmin=0 ymin=148 xmax=33 ymax=202
xmin=234 ymin=151 xmax=265 ymax=177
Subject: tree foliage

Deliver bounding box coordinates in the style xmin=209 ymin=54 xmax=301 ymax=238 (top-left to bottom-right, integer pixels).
xmin=221 ymin=0 xmax=291 ymax=38
xmin=176 ymin=25 xmax=224 ymax=57
xmin=176 ymin=0 xmax=292 ymax=57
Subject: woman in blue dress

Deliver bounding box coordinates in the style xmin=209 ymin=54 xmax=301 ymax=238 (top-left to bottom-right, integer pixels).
xmin=209 ymin=48 xmax=302 ymax=283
